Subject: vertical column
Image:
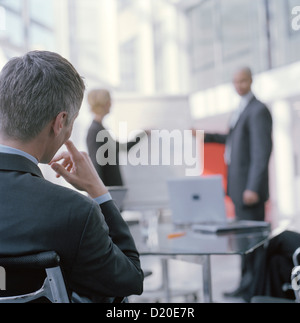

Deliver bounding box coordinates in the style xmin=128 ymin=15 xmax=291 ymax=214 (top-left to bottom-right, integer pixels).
xmin=136 ymin=0 xmax=155 ymax=94
xmin=202 ymin=255 xmax=213 ymax=303
xmin=22 ymin=0 xmax=30 ymax=52
xmin=177 ymin=9 xmax=191 ymax=94
xmin=212 ymin=0 xmax=223 ymax=84
xmin=161 ymin=4 xmax=180 ymax=94
xmin=67 ymin=0 xmax=78 ymax=65
xmin=54 ymin=0 xmax=70 ymax=59
xmin=272 ymin=100 xmax=297 ymax=224
xmin=98 ymin=0 xmax=119 ymax=87
xmin=0 ymin=6 xmax=6 ymax=31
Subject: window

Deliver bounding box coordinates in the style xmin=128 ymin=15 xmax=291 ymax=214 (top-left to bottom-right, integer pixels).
xmin=119 ymin=38 xmax=137 ymax=92
xmin=4 ymin=10 xmax=24 ymax=47
xmin=29 ymin=0 xmax=54 ymax=27
xmin=188 ymin=0 xmax=270 ymax=91
xmin=0 ymin=6 xmax=5 ymax=31
xmin=118 ymin=0 xmax=134 ymax=12
xmin=189 ymin=0 xmax=217 ymax=90
xmin=0 ymin=0 xmax=22 ymax=12
xmin=0 ymin=0 xmax=55 ymax=52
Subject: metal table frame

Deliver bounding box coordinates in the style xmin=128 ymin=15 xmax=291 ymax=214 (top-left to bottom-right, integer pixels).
xmin=130 ymin=223 xmax=270 ymax=303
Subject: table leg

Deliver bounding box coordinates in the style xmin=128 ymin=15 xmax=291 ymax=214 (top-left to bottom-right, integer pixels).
xmin=202 ymin=255 xmax=213 ymax=303
xmin=161 ymin=258 xmax=171 ymax=302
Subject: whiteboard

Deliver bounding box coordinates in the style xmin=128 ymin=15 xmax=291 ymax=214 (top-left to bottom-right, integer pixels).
xmin=108 ymin=94 xmax=202 ymax=211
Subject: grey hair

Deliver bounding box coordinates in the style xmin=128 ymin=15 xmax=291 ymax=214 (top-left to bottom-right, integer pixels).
xmin=0 ymin=50 xmax=85 ymax=141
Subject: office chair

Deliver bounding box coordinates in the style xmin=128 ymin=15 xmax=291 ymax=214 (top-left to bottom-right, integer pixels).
xmin=291 ymin=247 xmax=300 ymax=302
xmin=293 ymin=247 xmax=300 ymax=267
xmin=251 ymin=247 xmax=300 ymax=303
xmin=0 ymin=251 xmax=70 ymax=303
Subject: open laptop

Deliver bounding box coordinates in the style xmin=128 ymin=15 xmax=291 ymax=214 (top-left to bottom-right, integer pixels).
xmin=167 ymin=175 xmax=270 ymax=233
xmin=108 ymin=186 xmax=128 ymax=210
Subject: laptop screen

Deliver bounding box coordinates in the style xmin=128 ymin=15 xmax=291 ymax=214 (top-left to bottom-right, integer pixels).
xmin=167 ymin=175 xmax=227 ymax=225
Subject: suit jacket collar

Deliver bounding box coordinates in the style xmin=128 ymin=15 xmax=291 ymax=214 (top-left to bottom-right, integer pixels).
xmin=245 ymin=95 xmax=256 ymax=109
xmin=238 ymin=95 xmax=257 ymax=119
xmin=0 ymin=153 xmax=43 ymax=178
xmin=229 ymin=96 xmax=258 ymax=133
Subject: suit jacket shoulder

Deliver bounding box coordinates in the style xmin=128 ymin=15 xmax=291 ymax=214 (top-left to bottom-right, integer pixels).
xmin=248 ymin=96 xmax=271 ymax=114
xmin=0 ymin=153 xmax=143 ymax=301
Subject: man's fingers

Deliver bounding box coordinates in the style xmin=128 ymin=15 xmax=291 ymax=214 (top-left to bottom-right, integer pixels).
xmin=51 ymin=162 xmax=72 ymax=182
xmin=50 ymin=151 xmax=70 ymax=164
xmin=65 ymin=140 xmax=83 ymax=160
xmin=49 ymin=154 xmax=64 ymax=164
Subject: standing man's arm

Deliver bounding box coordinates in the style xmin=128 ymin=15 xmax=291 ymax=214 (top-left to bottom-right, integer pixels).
xmin=191 ymin=128 xmax=228 ymax=144
xmin=204 ymin=133 xmax=228 ymax=144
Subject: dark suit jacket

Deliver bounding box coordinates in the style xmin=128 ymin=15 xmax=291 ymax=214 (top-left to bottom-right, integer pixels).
xmin=0 ymin=153 xmax=144 ymax=302
xmin=86 ymin=120 xmax=141 ymax=187
xmin=205 ymin=96 xmax=273 ymax=207
xmin=248 ymin=230 xmax=300 ymax=301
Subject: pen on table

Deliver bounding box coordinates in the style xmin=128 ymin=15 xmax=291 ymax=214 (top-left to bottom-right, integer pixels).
xmin=167 ymin=232 xmax=186 ymax=239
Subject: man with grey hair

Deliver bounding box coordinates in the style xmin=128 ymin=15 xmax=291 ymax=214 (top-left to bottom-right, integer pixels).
xmin=0 ymin=51 xmax=143 ymax=303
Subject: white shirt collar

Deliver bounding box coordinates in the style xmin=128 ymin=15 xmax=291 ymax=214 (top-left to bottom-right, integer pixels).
xmin=0 ymin=144 xmax=39 ymax=165
xmin=239 ymin=91 xmax=254 ymax=110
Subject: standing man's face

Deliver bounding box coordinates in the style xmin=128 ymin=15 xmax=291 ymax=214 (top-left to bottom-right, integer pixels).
xmin=233 ymin=70 xmax=253 ymax=96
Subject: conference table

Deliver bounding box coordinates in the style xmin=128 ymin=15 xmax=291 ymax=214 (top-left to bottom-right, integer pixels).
xmin=129 ymin=222 xmax=270 ymax=303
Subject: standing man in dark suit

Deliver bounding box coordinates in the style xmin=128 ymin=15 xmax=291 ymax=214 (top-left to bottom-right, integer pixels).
xmin=193 ymin=67 xmax=273 ymax=300
xmin=0 ymin=51 xmax=144 ymax=302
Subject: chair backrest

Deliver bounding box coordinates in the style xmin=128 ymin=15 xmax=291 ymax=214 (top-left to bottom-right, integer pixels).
xmin=292 ymin=248 xmax=300 ymax=303
xmin=293 ymin=247 xmax=300 ymax=267
xmin=0 ymin=251 xmax=70 ymax=303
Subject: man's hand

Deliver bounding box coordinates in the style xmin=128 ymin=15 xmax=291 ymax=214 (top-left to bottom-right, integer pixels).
xmin=50 ymin=140 xmax=108 ymax=198
xmin=243 ymin=190 xmax=260 ymax=206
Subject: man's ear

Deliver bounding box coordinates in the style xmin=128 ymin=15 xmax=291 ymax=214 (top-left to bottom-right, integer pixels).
xmin=52 ymin=112 xmax=68 ymax=137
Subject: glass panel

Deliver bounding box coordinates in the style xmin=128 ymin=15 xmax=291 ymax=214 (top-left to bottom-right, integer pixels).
xmin=29 ymin=0 xmax=54 ymax=27
xmin=0 ymin=0 xmax=22 ymax=12
xmin=118 ymin=0 xmax=134 ymax=11
xmin=0 ymin=5 xmax=6 ymax=32
xmin=219 ymin=0 xmax=253 ymax=61
xmin=153 ymin=21 xmax=164 ymax=92
xmin=288 ymin=0 xmax=300 ymax=35
xmin=190 ymin=1 xmax=215 ymax=72
xmin=188 ymin=0 xmax=268 ymax=90
xmin=189 ymin=0 xmax=215 ymax=90
xmin=29 ymin=23 xmax=55 ymax=50
xmin=4 ymin=10 xmax=24 ymax=47
xmin=285 ymin=0 xmax=300 ymax=64
xmin=119 ymin=38 xmax=137 ymax=91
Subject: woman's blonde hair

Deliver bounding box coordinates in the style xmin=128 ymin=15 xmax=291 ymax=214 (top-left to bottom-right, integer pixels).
xmin=87 ymin=89 xmax=111 ymax=114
